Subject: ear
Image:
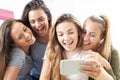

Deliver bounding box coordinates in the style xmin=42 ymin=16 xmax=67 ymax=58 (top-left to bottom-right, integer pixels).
xmin=99 ymin=38 xmax=104 ymax=44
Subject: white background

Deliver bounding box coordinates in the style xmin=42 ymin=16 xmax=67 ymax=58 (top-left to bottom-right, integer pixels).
xmin=0 ymin=0 xmax=120 ymax=54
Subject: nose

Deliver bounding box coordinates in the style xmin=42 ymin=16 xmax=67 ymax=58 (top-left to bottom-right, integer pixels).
xmin=24 ymin=32 xmax=31 ymax=41
xmin=35 ymin=21 xmax=41 ymax=29
xmin=64 ymin=34 xmax=69 ymax=41
xmin=83 ymin=34 xmax=89 ymax=42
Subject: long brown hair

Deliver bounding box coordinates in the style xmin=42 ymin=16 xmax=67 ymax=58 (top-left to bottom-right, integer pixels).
xmin=45 ymin=13 xmax=82 ymax=80
xmin=0 ymin=19 xmax=24 ymax=79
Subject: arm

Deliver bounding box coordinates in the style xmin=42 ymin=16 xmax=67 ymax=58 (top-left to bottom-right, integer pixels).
xmin=39 ymin=59 xmax=51 ymax=80
xmin=3 ymin=47 xmax=25 ymax=80
xmin=87 ymin=51 xmax=111 ymax=70
xmin=80 ymin=59 xmax=113 ymax=80
xmin=3 ymin=66 xmax=19 ymax=80
xmin=95 ymin=67 xmax=113 ymax=80
xmin=109 ymin=48 xmax=120 ymax=80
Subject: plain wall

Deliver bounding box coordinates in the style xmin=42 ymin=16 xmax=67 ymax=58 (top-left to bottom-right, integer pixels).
xmin=0 ymin=0 xmax=120 ymax=54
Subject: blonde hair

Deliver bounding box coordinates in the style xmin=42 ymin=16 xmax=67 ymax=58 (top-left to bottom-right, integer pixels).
xmin=84 ymin=14 xmax=111 ymax=60
xmin=45 ymin=13 xmax=82 ymax=80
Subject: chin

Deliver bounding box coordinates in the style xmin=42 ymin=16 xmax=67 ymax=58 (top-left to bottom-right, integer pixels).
xmin=82 ymin=47 xmax=90 ymax=50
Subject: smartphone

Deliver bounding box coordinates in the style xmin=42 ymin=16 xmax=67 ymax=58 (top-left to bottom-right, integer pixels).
xmin=60 ymin=59 xmax=85 ymax=75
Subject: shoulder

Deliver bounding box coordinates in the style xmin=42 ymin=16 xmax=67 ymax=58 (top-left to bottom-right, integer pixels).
xmin=9 ymin=47 xmax=26 ymax=69
xmin=110 ymin=46 xmax=120 ymax=67
xmin=109 ymin=46 xmax=120 ymax=80
xmin=111 ymin=47 xmax=120 ymax=59
xmin=11 ymin=47 xmax=25 ymax=59
xmin=81 ymin=49 xmax=94 ymax=54
xmin=11 ymin=47 xmax=25 ymax=55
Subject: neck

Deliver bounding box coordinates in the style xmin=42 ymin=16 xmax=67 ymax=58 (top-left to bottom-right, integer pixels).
xmin=21 ymin=46 xmax=29 ymax=55
xmin=36 ymin=34 xmax=49 ymax=44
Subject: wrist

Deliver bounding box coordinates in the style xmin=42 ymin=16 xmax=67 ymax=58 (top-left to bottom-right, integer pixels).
xmin=95 ymin=67 xmax=113 ymax=80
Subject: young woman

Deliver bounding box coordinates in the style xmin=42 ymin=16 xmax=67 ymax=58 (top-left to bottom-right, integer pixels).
xmin=81 ymin=14 xmax=120 ymax=80
xmin=21 ymin=0 xmax=52 ymax=79
xmin=0 ymin=19 xmax=36 ymax=80
xmin=40 ymin=13 xmax=113 ymax=80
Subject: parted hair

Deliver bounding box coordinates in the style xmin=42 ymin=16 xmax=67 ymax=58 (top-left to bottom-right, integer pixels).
xmin=45 ymin=13 xmax=82 ymax=80
xmin=0 ymin=19 xmax=24 ymax=79
xmin=83 ymin=14 xmax=111 ymax=60
xmin=21 ymin=0 xmax=52 ymax=36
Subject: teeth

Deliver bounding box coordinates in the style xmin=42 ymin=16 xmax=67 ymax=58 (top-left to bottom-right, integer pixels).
xmin=64 ymin=41 xmax=72 ymax=45
xmin=83 ymin=42 xmax=89 ymax=45
xmin=65 ymin=43 xmax=70 ymax=45
xmin=38 ymin=26 xmax=44 ymax=30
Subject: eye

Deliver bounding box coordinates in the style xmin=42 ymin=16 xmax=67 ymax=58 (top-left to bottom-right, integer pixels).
xmin=29 ymin=20 xmax=35 ymax=24
xmin=58 ymin=33 xmax=63 ymax=36
xmin=90 ymin=33 xmax=96 ymax=37
xmin=68 ymin=31 xmax=74 ymax=34
xmin=38 ymin=17 xmax=45 ymax=22
xmin=18 ymin=34 xmax=23 ymax=40
xmin=24 ymin=27 xmax=27 ymax=32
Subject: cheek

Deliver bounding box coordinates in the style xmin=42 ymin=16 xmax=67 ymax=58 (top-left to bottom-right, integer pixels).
xmin=14 ymin=41 xmax=22 ymax=47
xmin=30 ymin=23 xmax=34 ymax=27
xmin=41 ymin=20 xmax=47 ymax=25
xmin=30 ymin=25 xmax=35 ymax=30
xmin=57 ymin=37 xmax=63 ymax=45
xmin=44 ymin=21 xmax=49 ymax=29
xmin=29 ymin=30 xmax=33 ymax=35
xmin=73 ymin=33 xmax=79 ymax=41
xmin=91 ymin=40 xmax=99 ymax=47
xmin=57 ymin=37 xmax=62 ymax=43
xmin=74 ymin=36 xmax=78 ymax=44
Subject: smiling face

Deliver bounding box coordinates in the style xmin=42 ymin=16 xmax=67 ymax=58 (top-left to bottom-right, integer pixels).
xmin=10 ymin=22 xmax=36 ymax=49
xmin=28 ymin=8 xmax=49 ymax=37
xmin=56 ymin=21 xmax=79 ymax=52
xmin=82 ymin=19 xmax=101 ymax=51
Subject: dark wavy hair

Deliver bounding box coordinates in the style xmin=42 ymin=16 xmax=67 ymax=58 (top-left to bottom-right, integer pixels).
xmin=21 ymin=0 xmax=52 ymax=35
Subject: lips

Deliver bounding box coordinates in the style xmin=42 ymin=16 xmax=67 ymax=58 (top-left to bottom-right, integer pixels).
xmin=64 ymin=41 xmax=73 ymax=48
xmin=37 ymin=26 xmax=45 ymax=33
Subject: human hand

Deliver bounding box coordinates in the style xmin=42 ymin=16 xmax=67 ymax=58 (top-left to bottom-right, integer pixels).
xmin=86 ymin=52 xmax=111 ymax=70
xmin=80 ymin=59 xmax=101 ymax=79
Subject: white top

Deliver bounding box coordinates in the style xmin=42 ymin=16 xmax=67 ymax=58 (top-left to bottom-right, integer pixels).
xmin=61 ymin=47 xmax=93 ymax=80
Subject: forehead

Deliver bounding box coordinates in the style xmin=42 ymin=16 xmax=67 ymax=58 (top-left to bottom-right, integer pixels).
xmin=84 ymin=20 xmax=101 ymax=33
xmin=28 ymin=8 xmax=47 ymax=19
xmin=10 ymin=22 xmax=24 ymax=34
xmin=56 ymin=21 xmax=77 ymax=31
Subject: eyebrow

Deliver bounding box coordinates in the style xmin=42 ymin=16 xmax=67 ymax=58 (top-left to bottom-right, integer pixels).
xmin=68 ymin=28 xmax=73 ymax=31
xmin=29 ymin=16 xmax=44 ymax=20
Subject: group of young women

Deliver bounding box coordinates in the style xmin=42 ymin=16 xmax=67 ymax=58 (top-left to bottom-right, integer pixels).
xmin=0 ymin=0 xmax=120 ymax=80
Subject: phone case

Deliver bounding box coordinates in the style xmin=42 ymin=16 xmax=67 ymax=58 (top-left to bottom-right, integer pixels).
xmin=60 ymin=59 xmax=85 ymax=75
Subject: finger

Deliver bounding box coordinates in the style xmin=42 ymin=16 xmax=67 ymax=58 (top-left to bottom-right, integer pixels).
xmin=85 ymin=60 xmax=101 ymax=66
xmin=80 ymin=64 xmax=101 ymax=79
xmin=81 ymin=69 xmax=99 ymax=79
xmin=80 ymin=64 xmax=100 ymax=72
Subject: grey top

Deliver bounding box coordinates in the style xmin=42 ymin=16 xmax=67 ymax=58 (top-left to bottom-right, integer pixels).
xmin=30 ymin=41 xmax=47 ymax=78
xmin=9 ymin=47 xmax=33 ymax=80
